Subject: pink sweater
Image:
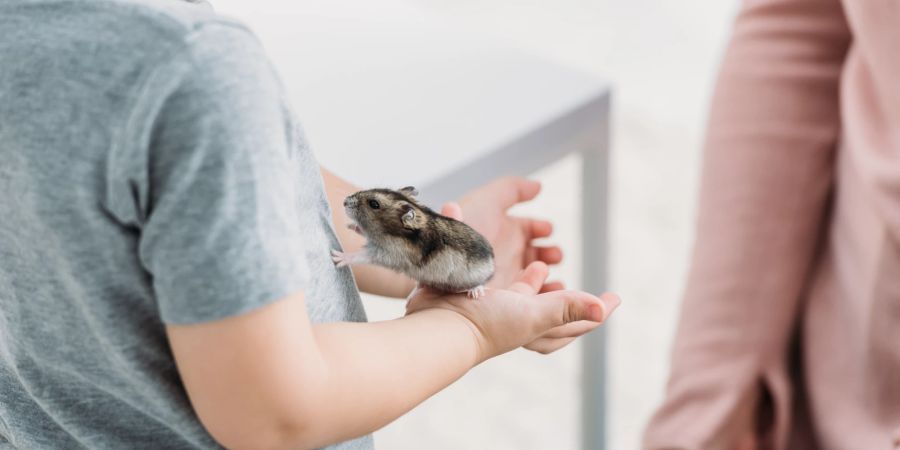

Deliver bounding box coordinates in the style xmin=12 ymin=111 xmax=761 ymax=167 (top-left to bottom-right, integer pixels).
xmin=643 ymin=0 xmax=900 ymax=448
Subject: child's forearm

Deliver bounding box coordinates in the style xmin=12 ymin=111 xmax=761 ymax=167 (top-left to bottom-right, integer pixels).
xmin=302 ymin=309 xmax=479 ymax=447
xmin=169 ymin=294 xmax=480 ymax=450
xmin=320 ymin=167 xmax=415 ymax=298
xmin=347 ymin=261 xmax=416 ymax=298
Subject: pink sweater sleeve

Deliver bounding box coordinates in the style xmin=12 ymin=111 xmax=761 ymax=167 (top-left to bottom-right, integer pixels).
xmin=643 ymin=1 xmax=850 ymax=448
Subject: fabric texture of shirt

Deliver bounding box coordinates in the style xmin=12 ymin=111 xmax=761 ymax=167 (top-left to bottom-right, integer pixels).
xmin=0 ymin=0 xmax=370 ymax=448
xmin=643 ymin=0 xmax=900 ymax=448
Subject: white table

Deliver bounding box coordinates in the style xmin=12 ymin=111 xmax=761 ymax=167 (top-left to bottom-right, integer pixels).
xmin=214 ymin=2 xmax=611 ymax=448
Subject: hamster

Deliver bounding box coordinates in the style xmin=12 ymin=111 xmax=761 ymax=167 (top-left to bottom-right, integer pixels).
xmin=331 ymin=186 xmax=495 ymax=299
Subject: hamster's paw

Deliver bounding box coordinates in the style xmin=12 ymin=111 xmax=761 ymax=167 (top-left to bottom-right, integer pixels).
xmin=465 ymin=285 xmax=486 ymax=300
xmin=347 ymin=222 xmax=364 ymax=236
xmin=331 ymin=249 xmax=349 ymax=268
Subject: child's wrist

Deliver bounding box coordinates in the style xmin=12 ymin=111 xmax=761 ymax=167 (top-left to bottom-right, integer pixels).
xmin=411 ymin=308 xmax=487 ymax=367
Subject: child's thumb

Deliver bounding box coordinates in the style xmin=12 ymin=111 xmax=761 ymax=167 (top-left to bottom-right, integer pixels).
xmin=538 ymin=291 xmax=620 ymax=328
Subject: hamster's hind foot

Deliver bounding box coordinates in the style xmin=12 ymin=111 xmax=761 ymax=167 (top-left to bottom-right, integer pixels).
xmin=331 ymin=249 xmax=349 ymax=267
xmin=464 ymin=285 xmax=486 ymax=300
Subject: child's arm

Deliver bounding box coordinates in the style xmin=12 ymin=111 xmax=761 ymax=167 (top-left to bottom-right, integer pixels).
xmin=167 ymin=262 xmax=619 ymax=449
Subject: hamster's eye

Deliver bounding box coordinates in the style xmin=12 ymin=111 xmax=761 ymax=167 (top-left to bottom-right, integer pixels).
xmin=368 ymin=199 xmax=381 ymax=210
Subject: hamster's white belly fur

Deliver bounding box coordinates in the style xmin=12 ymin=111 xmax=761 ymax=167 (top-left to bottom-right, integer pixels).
xmin=408 ymin=249 xmax=494 ymax=290
xmin=367 ymin=243 xmax=494 ymax=291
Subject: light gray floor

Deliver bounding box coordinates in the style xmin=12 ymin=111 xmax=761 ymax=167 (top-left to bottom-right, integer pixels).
xmin=363 ymin=1 xmax=741 ymax=449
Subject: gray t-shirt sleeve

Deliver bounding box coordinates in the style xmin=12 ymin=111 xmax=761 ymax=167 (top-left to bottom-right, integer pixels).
xmin=108 ymin=23 xmax=312 ymax=324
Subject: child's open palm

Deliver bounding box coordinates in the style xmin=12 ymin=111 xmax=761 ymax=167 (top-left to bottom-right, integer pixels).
xmin=405 ymin=261 xmax=620 ymax=360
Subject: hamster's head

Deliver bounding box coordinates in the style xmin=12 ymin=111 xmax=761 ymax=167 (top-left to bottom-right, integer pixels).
xmin=343 ymin=186 xmax=427 ymax=238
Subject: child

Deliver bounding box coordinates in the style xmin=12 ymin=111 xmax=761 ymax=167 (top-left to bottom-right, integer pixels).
xmin=0 ymin=0 xmax=619 ymax=448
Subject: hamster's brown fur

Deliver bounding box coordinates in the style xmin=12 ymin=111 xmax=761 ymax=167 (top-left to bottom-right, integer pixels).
xmin=336 ymin=186 xmax=494 ymax=296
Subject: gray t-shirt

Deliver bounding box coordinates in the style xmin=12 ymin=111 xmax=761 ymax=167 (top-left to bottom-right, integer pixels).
xmin=0 ymin=0 xmax=370 ymax=448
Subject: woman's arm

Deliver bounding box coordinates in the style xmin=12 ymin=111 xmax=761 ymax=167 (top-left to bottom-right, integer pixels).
xmin=644 ymin=0 xmax=851 ymax=448
xmin=167 ymin=263 xmax=619 ymax=450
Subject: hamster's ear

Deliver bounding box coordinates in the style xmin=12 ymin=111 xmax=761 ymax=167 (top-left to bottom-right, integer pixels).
xmin=401 ymin=205 xmax=420 ymax=229
xmin=399 ymin=186 xmax=419 ymax=198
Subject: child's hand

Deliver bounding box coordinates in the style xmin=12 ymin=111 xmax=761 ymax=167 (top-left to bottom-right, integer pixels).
xmin=405 ymin=261 xmax=620 ymax=362
xmin=443 ymin=177 xmax=564 ymax=292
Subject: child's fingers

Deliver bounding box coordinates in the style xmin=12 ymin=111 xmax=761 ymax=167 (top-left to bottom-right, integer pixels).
xmin=535 ymin=246 xmax=563 ymax=265
xmin=538 ymin=320 xmax=601 ymax=339
xmin=527 ymin=219 xmax=553 ymax=239
xmin=506 ymin=261 xmax=549 ymax=295
xmin=440 ymin=202 xmax=463 ymax=220
xmin=488 ymin=177 xmax=541 ymax=210
xmin=539 ymin=281 xmax=565 ymax=293
xmin=524 ymin=337 xmax=576 ymax=354
xmin=536 ymin=291 xmax=620 ymax=327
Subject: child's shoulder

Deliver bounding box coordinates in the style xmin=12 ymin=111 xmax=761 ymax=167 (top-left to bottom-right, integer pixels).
xmin=17 ymin=0 xmax=255 ymax=65
xmin=75 ymin=0 xmax=244 ymax=39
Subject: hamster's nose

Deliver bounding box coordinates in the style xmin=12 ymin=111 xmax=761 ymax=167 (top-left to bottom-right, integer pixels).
xmin=343 ymin=196 xmax=358 ymax=208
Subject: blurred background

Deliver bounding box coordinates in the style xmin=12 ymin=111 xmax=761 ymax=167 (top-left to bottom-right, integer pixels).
xmin=214 ymin=1 xmax=741 ymax=449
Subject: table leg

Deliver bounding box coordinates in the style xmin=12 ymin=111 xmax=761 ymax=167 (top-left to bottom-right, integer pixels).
xmin=580 ymin=97 xmax=611 ymax=450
